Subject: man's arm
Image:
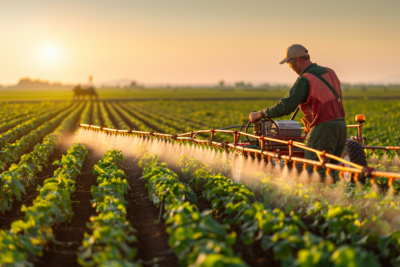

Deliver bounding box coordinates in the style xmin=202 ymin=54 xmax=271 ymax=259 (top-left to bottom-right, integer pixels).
xmin=261 ymin=77 xmax=310 ymax=118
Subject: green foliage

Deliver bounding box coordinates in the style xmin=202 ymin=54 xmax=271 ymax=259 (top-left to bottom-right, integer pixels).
xmin=79 ymin=101 xmax=92 ymax=125
xmin=121 ymin=99 xmax=400 ymax=150
xmin=139 ymin=153 xmax=247 ymax=267
xmin=0 ymin=102 xmax=62 ymax=136
xmin=0 ymin=143 xmax=87 ymax=267
xmin=113 ymin=102 xmax=152 ymax=132
xmin=106 ymin=101 xmax=130 ymax=130
xmin=0 ymin=102 xmax=85 ymax=213
xmin=92 ymin=101 xmax=101 ymax=126
xmin=0 ymin=104 xmax=76 ymax=170
xmin=99 ymin=101 xmax=115 ymax=128
xmin=78 ymin=149 xmax=141 ymax=267
xmin=177 ymin=155 xmax=400 ymax=266
xmin=0 ymin=102 xmax=72 ymax=150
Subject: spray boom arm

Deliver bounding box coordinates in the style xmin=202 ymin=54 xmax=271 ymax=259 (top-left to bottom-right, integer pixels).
xmin=78 ymin=123 xmax=400 ymax=185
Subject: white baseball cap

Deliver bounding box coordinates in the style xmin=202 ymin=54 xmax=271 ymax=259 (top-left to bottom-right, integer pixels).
xmin=279 ymin=44 xmax=309 ymax=64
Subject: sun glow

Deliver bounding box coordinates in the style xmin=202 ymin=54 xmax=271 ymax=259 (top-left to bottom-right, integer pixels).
xmin=41 ymin=46 xmax=60 ymax=65
xmin=45 ymin=47 xmax=57 ymax=58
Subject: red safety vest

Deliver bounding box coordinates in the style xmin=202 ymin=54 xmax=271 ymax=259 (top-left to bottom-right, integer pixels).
xmin=299 ymin=67 xmax=345 ymax=131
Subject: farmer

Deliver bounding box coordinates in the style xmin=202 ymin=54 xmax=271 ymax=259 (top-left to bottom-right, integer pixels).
xmin=248 ymin=44 xmax=346 ymax=181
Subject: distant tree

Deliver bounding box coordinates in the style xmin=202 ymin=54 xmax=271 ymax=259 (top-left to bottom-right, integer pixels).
xmin=235 ymin=81 xmax=245 ymax=87
xmin=219 ymin=80 xmax=225 ymax=87
xmin=11 ymin=77 xmax=73 ymax=90
xmin=259 ymin=83 xmax=270 ymax=88
xmin=235 ymin=81 xmax=253 ymax=88
xmin=128 ymin=81 xmax=144 ymax=89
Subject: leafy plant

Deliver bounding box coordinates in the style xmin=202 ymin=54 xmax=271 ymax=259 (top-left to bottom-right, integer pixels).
xmin=78 ymin=150 xmax=141 ymax=267
xmin=138 ymin=153 xmax=247 ymax=267
xmin=0 ymin=143 xmax=88 ymax=267
xmin=0 ymin=103 xmax=85 ymax=213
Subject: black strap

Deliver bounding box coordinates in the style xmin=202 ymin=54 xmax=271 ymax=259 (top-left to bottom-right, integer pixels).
xmin=313 ymin=73 xmax=341 ymax=102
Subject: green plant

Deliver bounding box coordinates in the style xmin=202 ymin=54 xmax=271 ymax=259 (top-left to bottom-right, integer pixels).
xmin=78 ymin=150 xmax=141 ymax=267
xmin=0 ymin=143 xmax=88 ymax=266
xmin=138 ymin=153 xmax=247 ymax=267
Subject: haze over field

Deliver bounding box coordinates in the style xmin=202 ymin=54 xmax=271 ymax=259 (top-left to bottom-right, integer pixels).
xmin=1 ymin=0 xmax=400 ymax=86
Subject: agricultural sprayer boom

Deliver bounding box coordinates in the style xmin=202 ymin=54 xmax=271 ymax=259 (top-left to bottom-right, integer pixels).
xmin=78 ymin=121 xmax=400 ymax=185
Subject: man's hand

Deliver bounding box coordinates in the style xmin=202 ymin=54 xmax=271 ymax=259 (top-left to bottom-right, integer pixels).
xmin=249 ymin=111 xmax=263 ymax=123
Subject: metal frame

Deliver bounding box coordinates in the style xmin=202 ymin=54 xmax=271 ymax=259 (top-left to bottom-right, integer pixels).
xmin=78 ymin=123 xmax=400 ymax=184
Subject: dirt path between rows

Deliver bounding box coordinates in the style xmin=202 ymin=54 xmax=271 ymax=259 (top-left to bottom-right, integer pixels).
xmin=34 ymin=139 xmax=99 ymax=267
xmin=2 ymin=104 xmax=276 ymax=267
xmin=122 ymin=157 xmax=179 ymax=267
xmin=32 ymin=138 xmax=179 ymax=266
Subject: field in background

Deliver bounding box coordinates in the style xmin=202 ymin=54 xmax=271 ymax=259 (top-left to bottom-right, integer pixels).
xmin=1 ymin=99 xmax=400 ymax=266
xmin=1 ymin=86 xmax=400 ymax=101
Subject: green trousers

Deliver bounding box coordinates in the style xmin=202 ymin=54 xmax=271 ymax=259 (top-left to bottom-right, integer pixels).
xmin=305 ymin=118 xmax=347 ymax=181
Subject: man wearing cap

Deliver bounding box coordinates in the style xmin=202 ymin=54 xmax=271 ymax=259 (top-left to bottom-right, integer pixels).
xmin=248 ymin=44 xmax=347 ymax=181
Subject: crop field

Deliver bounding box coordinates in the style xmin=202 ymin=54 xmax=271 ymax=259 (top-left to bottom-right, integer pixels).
xmin=1 ymin=86 xmax=400 ymax=101
xmin=1 ymin=99 xmax=400 ymax=267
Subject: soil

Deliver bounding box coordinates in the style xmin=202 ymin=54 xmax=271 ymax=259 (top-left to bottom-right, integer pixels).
xmin=34 ymin=139 xmax=98 ymax=267
xmin=22 ymin=123 xmax=180 ymax=267
xmin=0 ymin=104 xmax=290 ymax=267
xmin=2 ymin=101 xmax=396 ymax=267
xmin=31 ymin=139 xmax=277 ymax=267
xmin=121 ymin=158 xmax=179 ymax=267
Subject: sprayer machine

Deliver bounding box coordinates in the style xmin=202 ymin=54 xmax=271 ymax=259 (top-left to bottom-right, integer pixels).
xmin=78 ymin=113 xmax=400 ymax=185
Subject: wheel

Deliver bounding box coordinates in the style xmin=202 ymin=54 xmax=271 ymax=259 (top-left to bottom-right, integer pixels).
xmin=341 ymin=138 xmax=368 ymax=183
xmin=240 ymin=118 xmax=280 ymax=146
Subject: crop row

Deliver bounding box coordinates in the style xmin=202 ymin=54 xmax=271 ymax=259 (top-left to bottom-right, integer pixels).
xmin=79 ymin=101 xmax=92 ymax=125
xmin=177 ymin=155 xmax=398 ymax=266
xmin=125 ymin=99 xmax=400 ymax=159
xmin=0 ymin=103 xmax=63 ymax=134
xmin=131 ymin=100 xmax=249 ymax=135
xmin=138 ymin=153 xmax=247 ymax=266
xmin=0 ymin=103 xmax=79 ymax=170
xmin=132 ymin=101 xmax=224 ymax=138
xmin=0 ymin=102 xmax=61 ymax=126
xmin=99 ymin=101 xmax=115 ymax=128
xmin=0 ymin=103 xmax=85 ymax=213
xmin=0 ymin=102 xmax=73 ymax=149
xmin=78 ymin=150 xmax=140 ymax=266
xmin=118 ymin=102 xmax=169 ymax=133
xmin=7 ymin=99 xmax=398 ymax=157
xmin=122 ymin=102 xmax=230 ymax=140
xmin=133 ymin=101 xmax=205 ymax=126
xmin=92 ymin=101 xmax=101 ymax=126
xmin=0 ymin=142 xmax=88 ymax=266
xmin=113 ymin=102 xmax=152 ymax=131
xmin=126 ymin=102 xmax=191 ymax=133
xmin=105 ymin=101 xmax=130 ymax=129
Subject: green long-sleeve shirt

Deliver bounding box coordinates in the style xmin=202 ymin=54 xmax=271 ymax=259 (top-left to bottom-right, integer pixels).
xmin=261 ymin=63 xmax=323 ymax=118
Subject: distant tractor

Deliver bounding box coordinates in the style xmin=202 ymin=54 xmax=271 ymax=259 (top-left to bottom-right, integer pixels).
xmin=73 ymin=76 xmax=98 ymax=100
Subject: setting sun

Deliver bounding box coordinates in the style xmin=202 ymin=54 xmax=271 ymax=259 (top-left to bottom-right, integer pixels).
xmin=41 ymin=46 xmax=60 ymax=66
xmin=45 ymin=47 xmax=57 ymax=58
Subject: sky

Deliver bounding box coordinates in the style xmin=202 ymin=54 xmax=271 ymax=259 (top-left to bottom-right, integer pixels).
xmin=1 ymin=0 xmax=400 ymax=86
